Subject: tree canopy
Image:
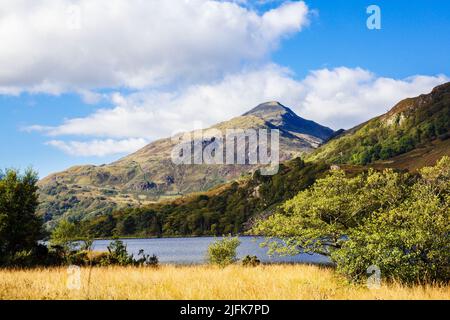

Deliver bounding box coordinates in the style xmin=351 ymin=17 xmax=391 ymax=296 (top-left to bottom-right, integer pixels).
xmin=254 ymin=156 xmax=450 ymax=283
xmin=0 ymin=168 xmax=42 ymax=265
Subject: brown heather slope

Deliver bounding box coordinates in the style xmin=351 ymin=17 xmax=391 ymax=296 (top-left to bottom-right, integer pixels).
xmin=370 ymin=137 xmax=450 ymax=172
xmin=37 ymin=102 xmax=334 ymax=226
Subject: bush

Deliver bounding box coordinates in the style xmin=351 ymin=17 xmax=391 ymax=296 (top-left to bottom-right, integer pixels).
xmin=49 ymin=219 xmax=79 ymax=251
xmin=333 ymin=184 xmax=449 ymax=283
xmin=101 ymin=239 xmax=134 ymax=265
xmin=242 ymin=255 xmax=261 ymax=267
xmin=135 ymin=249 xmax=159 ymax=267
xmin=100 ymin=239 xmax=158 ymax=267
xmin=207 ymin=236 xmax=240 ymax=267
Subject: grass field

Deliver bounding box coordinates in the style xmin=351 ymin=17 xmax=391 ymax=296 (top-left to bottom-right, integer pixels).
xmin=0 ymin=264 xmax=448 ymax=300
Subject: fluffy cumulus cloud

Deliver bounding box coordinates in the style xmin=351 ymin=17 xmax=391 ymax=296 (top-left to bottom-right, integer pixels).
xmin=31 ymin=65 xmax=447 ymax=156
xmin=0 ymin=0 xmax=309 ymax=94
xmin=298 ymin=68 xmax=448 ymax=129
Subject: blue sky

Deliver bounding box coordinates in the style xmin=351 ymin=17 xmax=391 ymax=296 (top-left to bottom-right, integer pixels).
xmin=0 ymin=0 xmax=449 ymax=178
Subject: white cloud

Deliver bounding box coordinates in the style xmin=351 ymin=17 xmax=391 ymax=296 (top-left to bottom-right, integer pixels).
xmin=298 ymin=68 xmax=449 ymax=129
xmin=36 ymin=65 xmax=303 ymax=139
xmin=7 ymin=2 xmax=445 ymax=157
xmin=46 ymin=138 xmax=148 ymax=157
xmin=0 ymin=0 xmax=309 ymax=94
xmin=33 ymin=65 xmax=447 ymax=157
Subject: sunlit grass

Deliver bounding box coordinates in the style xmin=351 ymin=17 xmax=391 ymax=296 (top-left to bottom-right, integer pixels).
xmin=0 ymin=264 xmax=448 ymax=300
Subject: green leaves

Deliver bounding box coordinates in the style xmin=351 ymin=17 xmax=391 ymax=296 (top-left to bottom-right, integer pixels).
xmin=334 ymin=185 xmax=449 ymax=282
xmin=254 ymin=168 xmax=408 ymax=255
xmin=49 ymin=219 xmax=79 ymax=250
xmin=254 ymin=156 xmax=450 ymax=283
xmin=207 ymin=236 xmax=241 ymax=267
xmin=0 ymin=168 xmax=42 ymax=265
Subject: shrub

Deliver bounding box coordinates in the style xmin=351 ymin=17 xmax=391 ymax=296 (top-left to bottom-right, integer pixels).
xmin=332 ymin=184 xmax=449 ymax=283
xmin=135 ymin=249 xmax=159 ymax=267
xmin=102 ymin=239 xmax=134 ymax=266
xmin=333 ymin=157 xmax=450 ymax=283
xmin=207 ymin=236 xmax=240 ymax=267
xmin=242 ymin=255 xmax=261 ymax=267
xmin=99 ymin=239 xmax=159 ymax=267
xmin=49 ymin=220 xmax=79 ymax=251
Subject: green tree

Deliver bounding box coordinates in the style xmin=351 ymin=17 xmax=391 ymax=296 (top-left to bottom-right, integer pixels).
xmin=0 ymin=168 xmax=42 ymax=265
xmin=253 ymin=156 xmax=450 ymax=283
xmin=207 ymin=236 xmax=240 ymax=267
xmin=49 ymin=219 xmax=79 ymax=251
xmin=115 ymin=214 xmax=136 ymax=235
xmin=253 ymin=168 xmax=407 ymax=256
xmin=333 ymin=157 xmax=450 ymax=283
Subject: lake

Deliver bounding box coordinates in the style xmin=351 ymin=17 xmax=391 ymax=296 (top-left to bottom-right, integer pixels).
xmin=91 ymin=237 xmax=330 ymax=265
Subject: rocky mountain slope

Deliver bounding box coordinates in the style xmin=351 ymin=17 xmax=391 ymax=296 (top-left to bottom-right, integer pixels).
xmin=38 ymin=102 xmax=334 ymax=225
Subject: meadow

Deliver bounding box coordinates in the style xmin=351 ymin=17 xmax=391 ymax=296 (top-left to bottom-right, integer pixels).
xmin=0 ymin=264 xmax=448 ymax=300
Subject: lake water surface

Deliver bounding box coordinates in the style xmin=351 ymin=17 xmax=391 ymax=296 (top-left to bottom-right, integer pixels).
xmin=91 ymin=237 xmax=330 ymax=265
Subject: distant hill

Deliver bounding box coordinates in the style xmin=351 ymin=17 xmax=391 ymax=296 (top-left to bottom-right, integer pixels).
xmin=307 ymin=82 xmax=450 ymax=168
xmin=38 ymin=101 xmax=334 ymax=226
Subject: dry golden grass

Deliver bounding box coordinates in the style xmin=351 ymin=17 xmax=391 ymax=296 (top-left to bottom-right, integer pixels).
xmin=0 ymin=264 xmax=448 ymax=300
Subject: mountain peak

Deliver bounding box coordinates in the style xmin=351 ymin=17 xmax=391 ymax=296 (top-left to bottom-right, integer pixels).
xmin=242 ymin=101 xmax=291 ymax=116
xmin=242 ymin=101 xmax=334 ymax=141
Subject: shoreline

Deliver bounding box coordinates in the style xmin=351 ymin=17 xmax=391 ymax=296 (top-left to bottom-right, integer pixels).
xmin=91 ymin=234 xmax=260 ymax=241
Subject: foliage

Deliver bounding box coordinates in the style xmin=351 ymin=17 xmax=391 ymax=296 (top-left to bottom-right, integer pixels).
xmin=333 ymin=157 xmax=450 ymax=283
xmin=207 ymin=236 xmax=241 ymax=267
xmin=0 ymin=168 xmax=43 ymax=266
xmin=241 ymin=255 xmax=261 ymax=267
xmin=100 ymin=239 xmax=159 ymax=267
xmin=49 ymin=219 xmax=79 ymax=251
xmin=254 ymin=156 xmax=450 ymax=283
xmin=103 ymin=239 xmax=134 ymax=265
xmin=136 ymin=250 xmax=159 ymax=267
xmin=254 ymin=168 xmax=408 ymax=256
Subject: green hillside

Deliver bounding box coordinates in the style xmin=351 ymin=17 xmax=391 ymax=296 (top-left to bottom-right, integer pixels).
xmin=307 ymin=82 xmax=450 ymax=165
